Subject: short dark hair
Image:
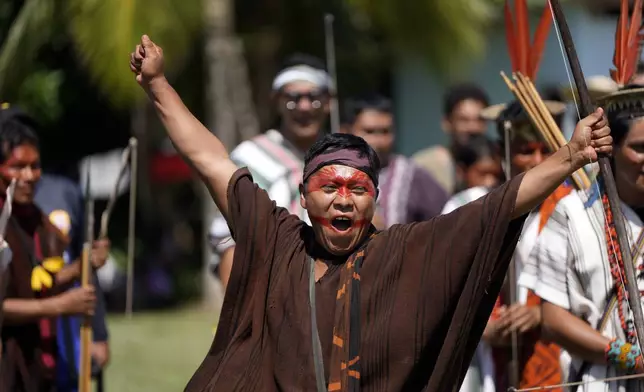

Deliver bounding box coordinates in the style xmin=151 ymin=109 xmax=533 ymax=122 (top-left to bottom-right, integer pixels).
xmin=279 ymin=53 xmax=327 ymax=73
xmin=304 ymin=133 xmax=380 ymax=187
xmin=452 ymin=134 xmax=500 ymax=168
xmin=0 ymin=105 xmax=40 ymax=163
xmin=607 ymin=111 xmax=633 ymax=147
xmin=541 ymin=85 xmax=564 ymax=102
xmin=443 ymin=83 xmax=490 ymax=117
xmin=342 ymin=93 xmax=393 ymax=126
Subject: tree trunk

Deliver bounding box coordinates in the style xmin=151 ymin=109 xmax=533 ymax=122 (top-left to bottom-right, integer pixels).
xmin=131 ymin=103 xmax=154 ymax=224
xmin=201 ymin=0 xmax=259 ymax=310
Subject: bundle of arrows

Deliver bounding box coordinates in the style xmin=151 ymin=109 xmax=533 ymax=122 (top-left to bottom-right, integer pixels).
xmin=500 ymin=71 xmax=592 ymax=191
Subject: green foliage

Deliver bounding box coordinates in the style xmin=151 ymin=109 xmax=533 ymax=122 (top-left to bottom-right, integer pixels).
xmin=0 ymin=0 xmax=57 ymax=97
xmin=65 ymin=0 xmax=203 ymax=108
xmin=0 ymin=0 xmax=203 ymax=112
xmin=345 ymin=0 xmax=495 ymax=77
xmin=16 ymin=69 xmax=64 ymax=126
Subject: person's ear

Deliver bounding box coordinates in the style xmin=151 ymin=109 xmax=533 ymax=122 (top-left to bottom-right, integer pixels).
xmin=299 ymin=183 xmax=307 ymax=209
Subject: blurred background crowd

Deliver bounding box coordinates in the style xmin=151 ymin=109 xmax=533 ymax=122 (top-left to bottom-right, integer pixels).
xmin=0 ymin=0 xmax=632 ymax=390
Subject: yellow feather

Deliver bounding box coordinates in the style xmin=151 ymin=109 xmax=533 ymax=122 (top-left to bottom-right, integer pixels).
xmin=42 ymin=256 xmax=65 ymax=273
xmin=31 ymin=266 xmax=53 ymax=291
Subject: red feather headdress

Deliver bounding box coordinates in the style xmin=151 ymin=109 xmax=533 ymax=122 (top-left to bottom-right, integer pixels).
xmin=610 ymin=0 xmax=643 ymax=86
xmin=504 ymin=0 xmax=552 ymax=80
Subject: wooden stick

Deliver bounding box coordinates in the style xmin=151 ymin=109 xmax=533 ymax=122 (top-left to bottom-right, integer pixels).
xmin=512 ymin=73 xmax=559 ymax=150
xmin=324 ymin=14 xmax=340 ymax=134
xmin=78 ymin=243 xmax=92 ymax=392
xmin=501 ymin=72 xmax=555 ymax=152
xmin=78 ymin=173 xmax=94 ymax=392
xmin=517 ymin=73 xmax=567 ymax=146
xmin=126 ymin=138 xmax=138 ymax=318
xmin=517 ymin=74 xmax=592 ymax=189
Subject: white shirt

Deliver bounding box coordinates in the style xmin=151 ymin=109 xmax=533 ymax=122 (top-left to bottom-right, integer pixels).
xmin=519 ymin=186 xmax=644 ymax=392
xmin=209 ymin=130 xmax=310 ymax=256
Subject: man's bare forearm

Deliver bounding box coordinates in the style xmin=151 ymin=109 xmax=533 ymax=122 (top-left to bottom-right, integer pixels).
xmin=3 ymin=297 xmax=61 ymax=324
xmin=54 ymin=261 xmax=80 ymax=287
xmin=146 ymin=77 xmax=237 ymax=217
xmin=512 ymin=146 xmax=576 ymax=218
xmin=147 ymin=77 xmax=229 ymax=167
xmin=542 ymin=301 xmax=609 ymax=365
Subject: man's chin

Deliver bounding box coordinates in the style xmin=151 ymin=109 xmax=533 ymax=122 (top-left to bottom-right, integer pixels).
xmin=13 ymin=191 xmax=34 ymax=205
xmin=322 ymin=234 xmax=356 ymax=256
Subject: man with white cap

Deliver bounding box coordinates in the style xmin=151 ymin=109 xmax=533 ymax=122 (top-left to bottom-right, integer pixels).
xmin=209 ymin=53 xmax=332 ymax=290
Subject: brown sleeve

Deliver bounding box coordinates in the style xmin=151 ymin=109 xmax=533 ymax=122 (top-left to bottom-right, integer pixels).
xmin=401 ymin=172 xmax=528 ymax=390
xmin=210 ymin=167 xmax=301 ymax=348
xmin=224 ymin=167 xmax=299 ymax=245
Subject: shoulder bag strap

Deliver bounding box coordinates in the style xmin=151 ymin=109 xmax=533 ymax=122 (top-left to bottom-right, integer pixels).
xmin=309 ymin=257 xmax=327 ymax=392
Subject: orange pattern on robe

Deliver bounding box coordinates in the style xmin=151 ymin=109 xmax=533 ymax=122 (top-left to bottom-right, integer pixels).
xmin=490 ymin=184 xmax=572 ymax=391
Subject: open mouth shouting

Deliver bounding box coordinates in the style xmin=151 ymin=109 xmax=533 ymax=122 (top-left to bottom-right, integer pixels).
xmin=331 ymin=216 xmax=353 ymax=232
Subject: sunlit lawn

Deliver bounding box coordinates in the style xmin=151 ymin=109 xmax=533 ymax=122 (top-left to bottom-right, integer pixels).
xmin=104 ymin=306 xmax=217 ymax=392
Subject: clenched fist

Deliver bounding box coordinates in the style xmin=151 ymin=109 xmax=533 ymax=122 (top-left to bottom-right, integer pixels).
xmin=568 ymin=107 xmax=613 ymax=169
xmin=56 ymin=285 xmax=97 ymax=316
xmin=130 ymin=35 xmax=165 ymax=87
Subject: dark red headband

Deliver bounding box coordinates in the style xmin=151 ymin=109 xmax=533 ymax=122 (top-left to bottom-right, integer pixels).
xmin=302 ymin=149 xmax=376 ymax=186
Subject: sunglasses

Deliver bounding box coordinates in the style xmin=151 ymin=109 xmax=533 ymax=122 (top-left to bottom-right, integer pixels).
xmin=282 ymin=91 xmax=328 ymax=110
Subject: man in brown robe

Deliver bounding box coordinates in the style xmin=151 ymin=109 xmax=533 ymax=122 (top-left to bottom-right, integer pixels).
xmin=130 ymin=35 xmax=614 ymax=392
xmin=0 ymin=106 xmax=109 ymax=392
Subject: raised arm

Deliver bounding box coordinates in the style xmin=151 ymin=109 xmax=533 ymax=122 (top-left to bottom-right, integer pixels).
xmin=129 ymin=35 xmax=238 ymax=218
xmin=512 ymin=107 xmax=611 ymax=218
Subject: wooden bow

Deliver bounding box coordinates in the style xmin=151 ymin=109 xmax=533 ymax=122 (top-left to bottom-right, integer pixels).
xmin=78 ymin=138 xmax=139 ymax=392
xmin=549 ymin=0 xmax=644 ymax=352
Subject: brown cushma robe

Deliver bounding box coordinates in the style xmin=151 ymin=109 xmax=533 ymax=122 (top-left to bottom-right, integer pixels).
xmin=0 ymin=204 xmax=67 ymax=392
xmin=185 ymin=167 xmax=527 ymax=392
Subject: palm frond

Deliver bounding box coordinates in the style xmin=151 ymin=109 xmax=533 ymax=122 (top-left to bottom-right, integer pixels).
xmin=16 ymin=70 xmax=64 ymax=125
xmin=0 ymin=0 xmax=57 ymax=97
xmin=65 ymin=0 xmax=203 ymax=108
xmin=346 ymin=0 xmax=494 ymax=77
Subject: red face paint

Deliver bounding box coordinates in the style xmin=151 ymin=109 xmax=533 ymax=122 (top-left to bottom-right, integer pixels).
xmin=306 ymin=165 xmax=376 ymax=232
xmin=306 ymin=166 xmax=376 ymax=198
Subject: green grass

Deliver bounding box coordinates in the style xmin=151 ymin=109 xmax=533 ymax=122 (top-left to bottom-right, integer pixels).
xmin=104 ymin=306 xmax=218 ymax=392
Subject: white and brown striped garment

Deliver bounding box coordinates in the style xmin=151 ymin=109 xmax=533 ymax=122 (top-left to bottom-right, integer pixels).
xmin=518 ymin=184 xmax=644 ymax=392
xmin=209 ymin=129 xmax=310 ymax=258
